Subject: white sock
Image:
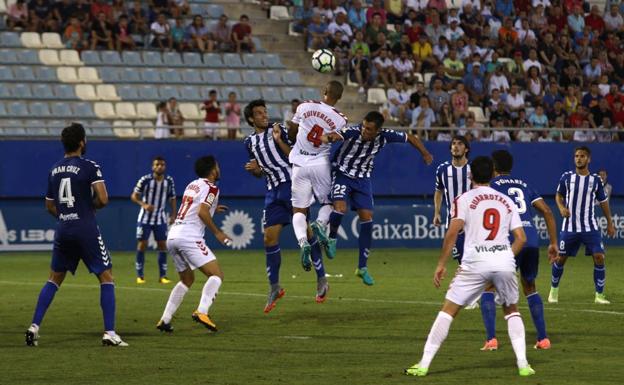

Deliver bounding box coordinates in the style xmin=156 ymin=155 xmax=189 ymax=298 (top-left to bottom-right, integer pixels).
xmin=197 ymin=276 xmax=222 ymax=314
xmin=293 ymin=212 xmax=308 ymax=246
xmin=420 ymin=311 xmax=454 ymax=368
xmin=316 ymin=204 xmax=332 ymax=227
xmin=505 ymin=312 xmax=529 ymax=368
xmin=161 ymin=282 xmax=189 ymax=323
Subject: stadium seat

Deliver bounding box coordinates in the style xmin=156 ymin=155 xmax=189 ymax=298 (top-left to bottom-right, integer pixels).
xmin=270 ymin=6 xmax=290 ymax=20
xmin=221 ymin=86 xmax=240 ymax=101
xmin=134 ymin=120 xmax=155 ymax=138
xmin=47 ymin=120 xmax=67 ymax=136
xmin=203 ymin=53 xmax=224 ymax=68
xmin=32 ymin=84 xmax=55 ymax=99
xmin=181 ymin=69 xmax=202 ymax=84
xmin=0 ymin=66 xmax=11 ymax=81
xmin=206 ymin=4 xmax=224 ymax=18
xmin=0 ymin=49 xmax=18 ymax=64
xmin=39 ymin=49 xmax=61 ymax=65
xmin=28 ymin=101 xmax=51 ymax=117
xmin=159 ymin=85 xmax=180 ymax=100
xmin=262 ymin=70 xmax=283 ymax=85
xmin=7 ymin=101 xmax=29 ymax=116
xmin=301 ymin=87 xmax=320 ymax=100
xmin=88 ymin=120 xmax=114 ymax=136
xmin=122 ymin=51 xmax=142 ymax=66
xmin=223 ymin=53 xmax=245 ymax=68
xmin=0 ymin=32 xmax=21 ymax=47
xmin=12 ymin=83 xmax=33 ymax=99
xmin=78 ymin=67 xmax=101 ymax=83
xmin=201 ymin=69 xmax=224 ymax=84
xmin=25 ymin=120 xmax=49 ymax=136
xmin=94 ymin=102 xmax=116 ymax=119
xmin=367 ymin=88 xmax=387 ymax=104
xmin=53 ymin=84 xmax=77 ymax=99
xmin=141 ymin=68 xmax=161 ymax=83
xmin=242 ymin=70 xmax=262 ymax=85
xmin=76 ymin=84 xmax=98 ymax=100
xmin=183 ymin=52 xmax=203 ymax=67
xmin=50 ymin=102 xmax=73 ymax=117
xmin=81 ymin=50 xmax=101 ymax=65
xmin=96 ymin=84 xmax=120 ymax=101
xmin=242 ymin=87 xmax=261 ymax=101
xmin=98 ymin=67 xmax=120 ymax=83
xmin=142 ymin=51 xmax=163 ymax=66
xmin=60 ymin=49 xmax=84 ymax=66
xmin=189 ymin=3 xmax=206 ymax=16
xmin=42 ymin=33 xmax=64 ymax=49
xmin=252 ymin=37 xmax=265 ymax=53
xmin=163 ymin=52 xmax=184 ymax=67
xmin=13 ymin=66 xmax=35 ymax=81
xmin=120 ymin=68 xmax=141 ymax=82
xmin=20 ymin=32 xmax=43 ymax=48
xmin=36 ymin=66 xmax=57 ymax=81
xmin=266 ymin=104 xmax=282 ymax=120
xmin=101 ymin=50 xmax=123 ymax=65
xmin=262 ymin=87 xmax=282 ymax=103
xmin=0 ymin=83 xmax=10 ymax=98
xmin=73 ymin=102 xmax=96 ymax=118
xmin=57 ymin=66 xmax=79 ymax=82
xmin=179 ymin=102 xmax=202 ymax=120
xmin=282 ymin=70 xmax=303 ymax=86
xmin=162 ymin=69 xmax=182 ymax=83
xmin=138 ymin=85 xmax=159 ymax=100
xmin=281 ymin=87 xmax=301 ymax=101
xmin=242 ymin=53 xmax=263 ymax=68
xmin=117 ymin=84 xmax=140 ymax=100
xmin=136 ymin=102 xmax=157 ymax=119
xmin=0 ymin=101 xmax=6 ymax=116
xmin=179 ymin=85 xmax=202 ymax=101
xmin=18 ymin=49 xmax=40 ymax=64
xmin=200 ymin=87 xmax=221 ymax=100
xmin=115 ymin=103 xmax=137 ymax=119
xmin=261 ymin=54 xmax=285 ymax=69
xmin=469 ymin=106 xmax=487 ymax=123
xmin=2 ymin=120 xmax=27 ymax=136
xmin=222 ymin=69 xmax=242 ymax=85
xmin=183 ymin=121 xmax=201 ymax=137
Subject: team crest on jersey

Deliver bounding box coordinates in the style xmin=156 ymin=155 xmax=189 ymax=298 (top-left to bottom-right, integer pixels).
xmin=96 ymin=169 xmax=102 ymax=178
xmin=205 ymin=193 xmax=216 ymax=204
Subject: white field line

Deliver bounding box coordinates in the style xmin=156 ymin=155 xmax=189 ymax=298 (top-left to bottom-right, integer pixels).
xmin=1 ymin=280 xmax=622 ymax=316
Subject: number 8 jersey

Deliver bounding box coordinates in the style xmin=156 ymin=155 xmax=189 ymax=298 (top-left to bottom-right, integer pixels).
xmin=451 ymin=186 xmax=523 ymax=272
xmin=289 ymin=100 xmax=348 ymax=167
xmin=168 ymin=178 xmax=220 ymax=240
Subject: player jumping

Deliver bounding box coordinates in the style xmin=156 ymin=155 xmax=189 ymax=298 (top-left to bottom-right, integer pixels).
xmin=26 ymin=123 xmax=127 ymax=347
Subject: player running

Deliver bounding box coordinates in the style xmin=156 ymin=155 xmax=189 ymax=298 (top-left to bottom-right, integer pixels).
xmin=26 ymin=123 xmax=127 ymax=347
xmin=287 ymin=81 xmax=348 ymax=270
xmin=549 ymin=146 xmax=616 ymax=305
xmin=156 ymin=156 xmax=232 ymax=333
xmin=482 ymin=150 xmax=558 ymax=351
xmin=243 ymin=99 xmax=329 ymax=312
xmin=320 ymin=111 xmax=432 ymax=285
xmin=131 ymin=156 xmax=176 ymax=284
xmin=405 ymin=156 xmax=535 ymax=377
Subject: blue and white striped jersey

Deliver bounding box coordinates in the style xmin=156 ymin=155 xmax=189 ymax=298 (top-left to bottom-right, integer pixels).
xmin=435 ymin=161 xmax=472 ymax=227
xmin=244 ymin=123 xmax=292 ymax=190
xmin=332 ymin=125 xmax=407 ymax=178
xmin=134 ymin=174 xmax=176 ymax=225
xmin=557 ymin=171 xmax=607 ymax=232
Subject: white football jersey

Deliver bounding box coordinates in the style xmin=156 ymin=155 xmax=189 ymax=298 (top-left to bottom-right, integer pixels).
xmin=289 ymin=100 xmax=348 ymax=167
xmin=168 ymin=178 xmax=220 ymax=240
xmin=451 ymin=186 xmax=522 ymax=272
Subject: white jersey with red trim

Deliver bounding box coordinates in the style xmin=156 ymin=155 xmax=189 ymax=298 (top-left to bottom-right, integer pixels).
xmin=451 ymin=186 xmax=522 ymax=272
xmin=168 ymin=178 xmax=219 ymax=240
xmin=289 ymin=100 xmax=348 ymax=167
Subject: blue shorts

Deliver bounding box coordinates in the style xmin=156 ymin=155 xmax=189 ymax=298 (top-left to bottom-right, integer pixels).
xmin=263 ymin=182 xmax=292 ymax=228
xmin=51 ymin=225 xmax=112 ymax=275
xmin=136 ymin=223 xmax=168 ymax=241
xmin=559 ymin=230 xmax=605 ymax=257
xmin=452 ymin=231 xmax=465 ymax=262
xmin=515 ymin=247 xmax=539 ymax=282
xmin=330 ymin=171 xmax=374 ymax=211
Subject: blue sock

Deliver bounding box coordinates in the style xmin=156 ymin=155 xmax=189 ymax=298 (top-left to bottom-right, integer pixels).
xmin=358 ymin=220 xmax=372 ymax=269
xmin=158 ymin=251 xmax=167 ymax=278
xmin=100 ymin=283 xmax=116 ymax=331
xmin=328 ymin=210 xmax=344 ymax=239
xmin=265 ymin=244 xmax=282 ymax=285
xmin=135 ymin=250 xmax=145 ymax=278
xmin=31 ymin=281 xmax=59 ymax=326
xmin=594 ymin=264 xmax=605 ymax=293
xmin=480 ymin=292 xmax=496 ymax=340
xmin=309 ymin=236 xmax=326 ymax=278
xmin=551 ymin=262 xmax=564 ymax=288
xmin=527 ymin=292 xmax=547 ymax=340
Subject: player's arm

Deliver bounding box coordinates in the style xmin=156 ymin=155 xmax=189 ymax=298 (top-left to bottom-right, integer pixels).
xmin=320 ymin=132 xmax=344 ymax=144
xmin=45 ymin=199 xmax=57 ymax=217
xmin=131 ymin=191 xmax=154 ymax=212
xmin=433 ymin=218 xmax=463 ymax=288
xmin=272 ymin=123 xmax=292 ymax=156
xmin=510 ymin=226 xmax=527 ymax=256
xmin=92 ymin=181 xmax=108 ymax=209
xmin=406 ymin=133 xmax=433 ymax=165
xmin=555 ymin=192 xmax=570 ymax=218
xmin=599 ymin=200 xmax=616 ymax=237
xmin=532 ymin=198 xmax=559 ymax=262
xmin=433 ymin=190 xmax=443 ymax=226
xmin=287 ymin=120 xmax=299 ymax=143
xmin=198 ymin=202 xmax=231 ymax=246
xmin=168 ymin=197 xmax=177 ymax=224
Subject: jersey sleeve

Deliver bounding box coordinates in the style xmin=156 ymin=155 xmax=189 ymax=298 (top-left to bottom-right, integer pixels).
xmin=595 ymin=176 xmax=607 ymax=203
xmin=279 ymin=124 xmax=293 ymax=145
xmin=338 ymin=126 xmax=361 ymax=140
xmin=291 ymin=103 xmax=304 ymax=125
xmin=528 ymin=185 xmax=542 ymax=204
xmin=509 ymin=204 xmax=523 ymax=231
xmin=167 ymin=177 xmax=176 ymax=199
xmin=451 ymin=196 xmax=466 ymax=222
xmin=244 ymin=136 xmax=256 ymax=160
xmin=435 ymin=165 xmax=444 ymax=191
xmin=381 ymin=128 xmax=407 ymax=143
xmin=201 ymin=184 xmax=219 ymax=207
xmin=88 ymin=161 xmax=104 ymax=185
xmin=556 ymin=173 xmax=568 ymax=197
xmin=133 ymin=175 xmax=147 ymax=194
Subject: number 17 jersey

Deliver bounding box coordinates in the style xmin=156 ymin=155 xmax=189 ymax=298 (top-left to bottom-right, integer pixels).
xmin=168 ymin=178 xmax=220 ymax=241
xmin=289 ymin=100 xmax=348 ymax=167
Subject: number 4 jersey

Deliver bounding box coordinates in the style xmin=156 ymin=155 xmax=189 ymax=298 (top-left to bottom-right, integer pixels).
xmin=168 ymin=178 xmax=220 ymax=241
xmin=451 ymin=186 xmax=523 ymax=272
xmin=289 ymin=100 xmax=348 ymax=167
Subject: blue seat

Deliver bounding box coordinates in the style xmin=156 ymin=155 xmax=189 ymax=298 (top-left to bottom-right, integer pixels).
xmin=242 ymin=53 xmax=263 ymax=68
xmin=241 ymin=70 xmax=262 ymax=85
xmin=180 ymin=85 xmax=202 ymax=101
xmin=89 ymin=120 xmax=114 ymax=137
xmin=241 ymin=87 xmax=261 ymax=102
xmin=29 ymin=102 xmax=51 ymax=116
xmin=53 ymin=84 xmax=77 ymax=99
xmin=50 ymin=102 xmax=73 ymax=117
xmin=261 ymin=88 xmax=282 ymax=103
xmin=221 ymin=69 xmax=242 ymax=84
xmin=266 ymin=104 xmax=282 ymax=120
xmin=0 ymin=49 xmax=18 ymax=64
xmin=159 ymin=85 xmax=180 ymax=99
xmin=13 ymin=66 xmax=35 ymax=81
xmin=17 ymin=49 xmax=39 ymax=64
xmin=281 ymin=87 xmax=301 ymax=101
xmin=252 ymin=37 xmax=265 ymax=53
xmin=12 ymin=83 xmax=33 ymax=99
xmin=202 ymin=87 xmax=223 ymax=100
xmin=2 ymin=120 xmax=26 ymax=136
xmin=201 ymin=69 xmax=223 ymax=84
xmin=7 ymin=101 xmax=29 ymax=116
xmin=0 ymin=66 xmax=12 ymax=81
xmin=181 ymin=69 xmax=202 ymax=84
xmin=282 ymin=70 xmax=303 ymax=86
xmin=35 ymin=66 xmax=57 ymax=81
xmin=47 ymin=120 xmax=67 ymax=136
xmin=207 ymin=4 xmax=224 ymax=18
xmin=301 ymin=87 xmax=320 ymax=100
xmin=261 ymin=53 xmax=285 ymax=69
xmin=122 ymin=51 xmax=142 ymax=65
xmin=81 ymin=50 xmax=101 ymax=65
xmin=183 ymin=52 xmax=203 ymax=67
xmin=143 ymin=51 xmax=163 ymax=66
xmin=101 ymin=50 xmax=123 ymax=65
xmin=25 ymin=120 xmax=49 ymax=136
xmin=203 ymin=53 xmax=224 ymax=68
xmin=223 ymin=53 xmax=245 ymax=68
xmin=117 ymin=85 xmax=140 ymax=100
xmin=138 ymin=85 xmax=159 ymax=100
xmin=99 ymin=67 xmax=120 ymax=83
xmin=141 ymin=68 xmax=161 ymax=83
xmin=0 ymin=32 xmax=21 ymax=47
xmin=120 ymin=68 xmax=141 ymax=82
xmin=0 ymin=101 xmax=6 ymax=115
xmin=73 ymin=102 xmax=96 ymax=118
xmin=163 ymin=52 xmax=183 ymax=67
xmin=263 ymin=70 xmax=284 ymax=85
xmin=0 ymin=84 xmax=10 ymax=98
xmin=162 ymin=69 xmax=182 ymax=83
xmin=32 ymin=84 xmax=55 ymax=99
xmin=189 ymin=3 xmax=206 ymax=16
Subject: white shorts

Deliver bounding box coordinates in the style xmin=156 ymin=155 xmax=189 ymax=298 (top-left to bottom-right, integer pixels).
xmin=291 ymin=164 xmax=331 ymax=208
xmin=445 ymin=268 xmax=519 ymax=307
xmin=167 ymin=238 xmax=216 ymax=272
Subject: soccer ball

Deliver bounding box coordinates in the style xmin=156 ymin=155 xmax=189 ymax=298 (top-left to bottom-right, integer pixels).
xmin=311 ymin=49 xmax=335 ymax=74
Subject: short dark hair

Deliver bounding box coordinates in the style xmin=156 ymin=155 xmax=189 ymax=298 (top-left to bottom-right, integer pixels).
xmin=244 ymin=99 xmax=266 ymax=127
xmin=61 ymin=123 xmax=86 ymax=153
xmin=364 ymin=111 xmax=384 ymax=129
xmin=195 ymin=155 xmax=217 ymax=178
xmin=470 ymin=156 xmax=494 ymax=184
xmin=450 ymin=135 xmax=470 ymax=153
xmin=575 ymin=146 xmax=591 ymax=156
xmin=157 ymin=101 xmax=167 ymax=109
xmin=153 ymin=155 xmax=165 ymax=163
xmin=325 ymin=81 xmax=344 ymax=101
xmin=491 ymin=150 xmax=513 ymax=173
xmin=209 ymin=89 xmax=217 ymax=95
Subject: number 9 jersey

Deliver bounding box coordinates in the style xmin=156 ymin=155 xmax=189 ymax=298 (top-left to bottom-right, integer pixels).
xmin=289 ymin=100 xmax=348 ymax=167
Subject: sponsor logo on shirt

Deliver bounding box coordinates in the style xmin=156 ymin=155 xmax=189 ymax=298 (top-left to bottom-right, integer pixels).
xmin=475 ymin=244 xmax=509 ymax=253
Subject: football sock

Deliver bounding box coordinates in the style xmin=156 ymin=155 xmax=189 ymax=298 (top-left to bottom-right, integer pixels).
xmin=505 ymin=312 xmax=528 ymax=368
xmin=593 ymin=264 xmax=606 ymax=293
xmin=480 ymin=292 xmax=497 ymax=340
xmin=328 ymin=210 xmax=344 ymax=239
xmin=358 ymin=220 xmax=373 ymax=269
xmin=135 ymin=250 xmax=145 ymax=277
xmin=265 ymin=244 xmax=281 ymax=285
xmin=317 ymin=204 xmax=332 ymax=227
xmin=158 ymin=251 xmax=167 ymax=278
xmin=551 ymin=262 xmax=564 ymax=288
xmin=526 ymin=292 xmax=547 ymax=340
xmin=100 ymin=282 xmax=116 ymax=332
xmin=31 ymin=280 xmax=59 ymax=326
xmin=293 ymin=212 xmax=308 ymax=246
xmin=198 ymin=276 xmax=222 ymax=314
xmin=161 ymin=282 xmax=189 ymax=323
xmin=420 ymin=311 xmax=453 ymax=369
xmin=309 ymin=236 xmax=326 ymax=278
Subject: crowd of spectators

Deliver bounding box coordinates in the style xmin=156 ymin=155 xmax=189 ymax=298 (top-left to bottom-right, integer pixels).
xmin=5 ymin=0 xmax=255 ymax=53
xmin=290 ymin=0 xmax=624 ymax=142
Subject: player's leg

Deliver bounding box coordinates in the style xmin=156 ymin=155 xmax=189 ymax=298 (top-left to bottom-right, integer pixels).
xmin=479 ymin=284 xmax=498 ymax=351
xmin=263 ymin=223 xmax=286 ymax=313
xmin=519 ymin=247 xmax=549 ymax=348
xmin=310 ymin=164 xmax=334 ymax=254
xmin=158 ymin=240 xmax=193 ymax=332
xmin=97 ymin=269 xmax=127 ymax=346
xmin=291 ymin=165 xmax=314 ymax=268
xmin=154 ymin=223 xmax=170 ymax=283
xmin=26 ymin=269 xmax=67 ymax=346
xmin=355 ymin=209 xmax=375 ymax=286
xmin=193 ymin=258 xmax=223 ymax=331
xmin=135 ymin=224 xmax=149 ymax=283
xmin=549 ymin=232 xmax=580 ymax=303
xmin=327 ymin=171 xmax=351 ymax=259
xmin=305 ymin=223 xmax=329 ymax=303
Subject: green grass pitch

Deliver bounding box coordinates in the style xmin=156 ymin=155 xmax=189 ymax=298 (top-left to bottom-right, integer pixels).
xmin=1 ymin=248 xmax=623 ymax=385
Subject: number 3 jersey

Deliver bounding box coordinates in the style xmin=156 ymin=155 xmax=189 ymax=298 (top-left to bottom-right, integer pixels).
xmin=168 ymin=178 xmax=220 ymax=240
xmin=452 ymin=186 xmax=523 ymax=272
xmin=289 ymin=100 xmax=348 ymax=167
xmin=46 ymin=156 xmax=104 ymax=228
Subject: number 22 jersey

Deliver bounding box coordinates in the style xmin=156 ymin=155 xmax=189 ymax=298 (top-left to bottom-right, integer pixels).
xmin=168 ymin=178 xmax=220 ymax=240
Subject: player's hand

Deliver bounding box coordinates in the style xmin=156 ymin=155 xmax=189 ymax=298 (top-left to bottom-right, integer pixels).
xmin=143 ymin=203 xmax=155 ymax=212
xmin=547 ymin=243 xmax=559 ymax=264
xmin=433 ymin=213 xmax=442 ymax=227
xmin=607 ymin=222 xmax=616 ymax=238
xmin=320 ymin=134 xmax=329 ymax=144
xmin=216 ymin=231 xmax=232 ymax=247
xmin=168 ymin=215 xmax=175 ymax=225
xmin=559 ymin=207 xmax=571 ymax=218
xmin=422 ymin=152 xmax=433 ymax=165
xmin=244 ymin=159 xmax=261 ymax=173
xmin=433 ymin=265 xmax=446 ymax=288
xmin=216 ymin=205 xmax=228 ymax=214
xmin=272 ymin=123 xmax=282 ymax=142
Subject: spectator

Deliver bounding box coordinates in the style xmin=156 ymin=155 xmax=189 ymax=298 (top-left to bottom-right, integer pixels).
xmin=597 ymin=117 xmax=617 ymax=142
xmin=350 ymin=48 xmax=371 ymax=93
xmin=425 ymin=9 xmax=446 ymax=44
xmin=567 ymin=5 xmax=585 ymax=34
xmin=451 ymin=82 xmax=470 ymax=121
xmin=110 ymin=0 xmax=126 ymax=21
xmin=201 ymin=89 xmax=221 ymax=139
xmin=442 ymin=48 xmax=464 ymax=86
xmin=365 ymin=12 xmax=388 ymax=45
xmin=490 ymin=101 xmax=512 ymax=126
xmin=114 ymin=15 xmax=136 ymax=52
xmin=386 ymin=0 xmax=406 ymax=24
xmin=428 ymin=79 xmax=450 ymax=115
xmin=151 ymin=12 xmax=173 ymax=51
xmin=491 ymin=117 xmax=512 ymax=142
xmin=444 ymin=20 xmax=465 ymax=42
xmin=435 ymin=102 xmax=455 ymax=141
xmin=223 ymin=92 xmax=241 ymax=140
xmin=151 ymin=0 xmax=169 ymax=16
xmin=328 ymin=31 xmax=350 ymax=76
xmin=529 ymin=105 xmax=548 ymax=129
xmin=543 ymin=82 xmax=563 ymax=111
xmin=486 ymin=88 xmax=504 ymax=115
xmin=409 ymin=81 xmax=427 ymax=109
xmin=29 ymin=0 xmax=57 ymax=32
xmin=392 ymin=50 xmax=414 ymax=84
xmin=582 ymin=82 xmax=602 ymax=109
xmin=213 ymin=14 xmax=232 ymax=52
xmin=366 ymin=0 xmax=387 ymax=24
xmin=187 ymin=15 xmax=213 ymax=53
xmin=90 ymin=0 xmax=113 ymax=22
xmin=91 ymin=11 xmax=114 ymax=50
xmin=573 ymin=119 xmax=596 ymax=142
xmin=328 ymin=12 xmax=353 ymax=42
xmin=350 ymin=30 xmax=370 ymax=57
xmin=307 ymin=13 xmax=329 ymax=50
xmin=463 ymin=63 xmax=486 ymax=104
xmin=589 ymin=99 xmax=613 ymax=129
xmin=583 ymin=57 xmax=602 ymax=83
xmin=538 ymin=33 xmax=557 ymax=74
xmin=373 ymin=48 xmax=396 ymax=88
xmin=526 ymin=66 xmax=545 ymax=104
xmin=604 ymin=5 xmax=624 ymax=32
xmin=459 ymin=113 xmax=484 ymax=141
xmin=170 ymin=0 xmax=190 ymax=19
xmin=171 ymin=17 xmax=187 ymax=51
xmin=293 ymin=0 xmax=314 ymax=34
xmin=73 ymin=0 xmax=92 ymax=31
xmin=548 ymin=100 xmax=568 ymax=126
xmin=231 ymin=14 xmax=255 ymax=53
xmin=348 ymin=0 xmax=367 ymax=31
xmin=6 ymin=0 xmax=29 ymax=31
xmin=506 ymin=84 xmax=526 ymax=118
xmin=167 ymin=97 xmax=184 ymax=138
xmin=598 ymin=170 xmax=613 ymax=201
xmin=585 ymin=5 xmax=605 ymax=35
xmin=410 ymin=97 xmax=436 ymax=138
xmin=385 ymin=81 xmax=412 ymax=125
xmin=488 ymin=65 xmax=510 ymax=94
xmin=498 ymin=17 xmax=518 ymax=44
xmin=283 ymin=99 xmax=300 ymax=126
xmin=370 ymin=32 xmax=392 ymax=58
xmin=155 ymin=101 xmax=171 ymax=140
xmin=522 ymin=48 xmax=542 ymax=73
xmin=64 ymin=15 xmax=88 ymax=50
xmin=412 ymin=34 xmax=436 ymax=72
xmin=128 ymin=1 xmax=149 ymax=36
